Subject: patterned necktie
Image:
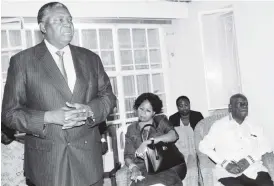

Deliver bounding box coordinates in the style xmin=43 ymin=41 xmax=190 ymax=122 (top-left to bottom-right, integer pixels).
xmin=56 ymin=51 xmax=68 ymax=83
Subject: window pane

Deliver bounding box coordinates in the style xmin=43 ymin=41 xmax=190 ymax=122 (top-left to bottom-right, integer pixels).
xmin=2 ymin=72 xmax=7 ymax=82
xmin=101 ymin=51 xmax=115 ymax=71
xmin=34 ymin=30 xmax=43 ymax=45
xmin=82 ymin=29 xmax=97 ymax=49
xmin=2 ymin=52 xmax=9 ymax=73
xmin=125 ymin=97 xmax=137 ymax=118
xmin=93 ymin=51 xmax=100 ymax=56
xmin=109 ymin=77 xmax=118 ymax=96
xmin=1 ymin=31 xmax=8 ymax=48
xmin=137 ymin=75 xmax=150 ymax=94
xmin=152 ymin=73 xmax=164 ymax=93
xmin=120 ymin=50 xmax=133 ymax=70
xmin=134 ymin=50 xmax=147 ymax=64
xmin=123 ymin=76 xmax=135 ymax=96
xmin=149 ymin=49 xmax=161 ymax=63
xmin=158 ymin=93 xmax=166 ymax=112
xmin=9 ymin=30 xmax=21 ymax=47
xmin=134 ymin=50 xmax=148 ymax=69
xmin=71 ymin=29 xmax=79 ymax=46
xmin=148 ymin=29 xmax=160 ymax=47
xmin=99 ymin=29 xmax=113 ymax=49
xmin=11 ymin=49 xmax=21 ymax=55
xmin=118 ymin=29 xmax=131 ymax=48
xmin=25 ymin=30 xmax=33 ymax=48
xmin=108 ymin=77 xmax=119 ymax=121
xmin=132 ymin=29 xmax=146 ymax=48
xmin=125 ymin=98 xmax=135 ymax=112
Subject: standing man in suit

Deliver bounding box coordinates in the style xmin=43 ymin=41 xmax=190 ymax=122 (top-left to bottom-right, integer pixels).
xmin=1 ymin=2 xmax=116 ymax=186
xmin=169 ymin=96 xmax=204 ymax=186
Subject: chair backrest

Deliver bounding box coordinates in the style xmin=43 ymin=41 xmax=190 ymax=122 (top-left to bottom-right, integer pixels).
xmin=194 ymin=111 xmax=228 ymax=186
xmin=103 ymin=124 xmax=120 ymax=172
xmin=116 ymin=125 xmax=129 ymax=165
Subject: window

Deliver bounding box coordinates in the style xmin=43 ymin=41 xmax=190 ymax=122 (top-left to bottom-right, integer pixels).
xmin=1 ymin=18 xmax=25 ymax=97
xmin=199 ymin=8 xmax=242 ymax=110
xmin=1 ymin=20 xmax=168 ymax=128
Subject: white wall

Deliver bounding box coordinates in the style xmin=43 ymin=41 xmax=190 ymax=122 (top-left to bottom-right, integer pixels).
xmin=1 ymin=0 xmax=188 ymax=19
xmin=165 ymin=1 xmax=274 ymax=148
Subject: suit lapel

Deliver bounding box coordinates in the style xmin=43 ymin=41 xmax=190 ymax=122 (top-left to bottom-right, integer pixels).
xmin=175 ymin=112 xmax=181 ymax=127
xmin=35 ymin=41 xmax=72 ymax=100
xmin=189 ymin=111 xmax=195 ymax=130
xmin=70 ymin=45 xmax=88 ymax=103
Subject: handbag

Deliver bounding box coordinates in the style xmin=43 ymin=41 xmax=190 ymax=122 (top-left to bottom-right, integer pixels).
xmin=140 ymin=117 xmax=186 ymax=175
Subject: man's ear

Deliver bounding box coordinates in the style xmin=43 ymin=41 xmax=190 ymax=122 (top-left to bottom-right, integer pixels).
xmin=39 ymin=23 xmax=46 ymax=34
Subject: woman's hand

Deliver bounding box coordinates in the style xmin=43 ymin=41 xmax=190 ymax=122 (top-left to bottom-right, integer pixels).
xmin=135 ymin=140 xmax=151 ymax=159
xmin=130 ymin=166 xmax=145 ymax=183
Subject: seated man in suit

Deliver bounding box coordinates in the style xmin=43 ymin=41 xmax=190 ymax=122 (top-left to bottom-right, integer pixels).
xmin=199 ymin=93 xmax=273 ymax=186
xmin=169 ymin=95 xmax=204 ymax=186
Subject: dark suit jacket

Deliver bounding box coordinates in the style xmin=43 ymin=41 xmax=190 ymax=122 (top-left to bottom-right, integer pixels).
xmin=1 ymin=41 xmax=116 ymax=186
xmin=169 ymin=110 xmax=204 ymax=130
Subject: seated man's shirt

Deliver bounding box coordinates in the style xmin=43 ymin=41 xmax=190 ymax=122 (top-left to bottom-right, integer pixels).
xmin=199 ymin=115 xmax=272 ymax=179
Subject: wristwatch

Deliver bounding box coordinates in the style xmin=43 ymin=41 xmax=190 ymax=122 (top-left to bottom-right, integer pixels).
xmin=101 ymin=138 xmax=107 ymax=143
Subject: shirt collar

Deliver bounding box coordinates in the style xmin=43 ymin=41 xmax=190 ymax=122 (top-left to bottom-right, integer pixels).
xmin=230 ymin=116 xmax=249 ymax=128
xmin=44 ymin=39 xmax=70 ymax=55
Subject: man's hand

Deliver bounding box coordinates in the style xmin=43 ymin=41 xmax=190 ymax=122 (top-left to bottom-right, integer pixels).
xmin=44 ymin=106 xmax=86 ymax=125
xmin=44 ymin=102 xmax=91 ymax=129
xmin=225 ymin=161 xmax=242 ymax=175
xmin=62 ymin=102 xmax=93 ymax=129
xmin=237 ymin=158 xmax=250 ymax=172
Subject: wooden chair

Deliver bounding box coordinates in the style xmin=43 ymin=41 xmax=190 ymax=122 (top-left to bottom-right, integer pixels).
xmin=101 ymin=124 xmax=122 ymax=186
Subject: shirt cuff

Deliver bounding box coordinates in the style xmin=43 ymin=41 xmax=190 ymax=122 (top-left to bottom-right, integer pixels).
xmin=247 ymin=155 xmax=255 ymax=164
xmin=87 ymin=106 xmax=95 ymax=122
xmin=221 ymin=160 xmax=230 ymax=168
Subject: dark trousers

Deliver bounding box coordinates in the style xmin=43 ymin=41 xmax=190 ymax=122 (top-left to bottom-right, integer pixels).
xmin=26 ymin=178 xmax=103 ymax=186
xmin=219 ymin=172 xmax=273 ymax=186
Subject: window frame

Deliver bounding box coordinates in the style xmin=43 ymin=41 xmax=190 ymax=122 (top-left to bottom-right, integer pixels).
xmin=1 ymin=19 xmax=171 ymax=128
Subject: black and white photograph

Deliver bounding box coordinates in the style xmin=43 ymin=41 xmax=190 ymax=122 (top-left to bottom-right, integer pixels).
xmin=1 ymin=0 xmax=274 ymax=186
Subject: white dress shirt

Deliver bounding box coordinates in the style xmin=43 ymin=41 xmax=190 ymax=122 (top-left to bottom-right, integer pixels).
xmin=44 ymin=39 xmax=76 ymax=92
xmin=199 ymin=115 xmax=272 ymax=179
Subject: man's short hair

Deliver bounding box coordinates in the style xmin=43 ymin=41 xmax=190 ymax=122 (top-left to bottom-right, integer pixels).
xmin=229 ymin=93 xmax=247 ymax=104
xmin=176 ymin=95 xmax=190 ymax=106
xmin=37 ymin=2 xmax=69 ymax=24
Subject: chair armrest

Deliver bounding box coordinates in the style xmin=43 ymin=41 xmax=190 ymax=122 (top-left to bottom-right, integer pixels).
xmin=103 ymin=124 xmax=122 ymax=179
xmin=262 ymin=151 xmax=274 ymax=182
xmin=104 ymin=162 xmax=122 ymax=178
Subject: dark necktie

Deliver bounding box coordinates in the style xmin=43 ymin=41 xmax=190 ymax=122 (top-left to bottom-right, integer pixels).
xmin=56 ymin=51 xmax=68 ymax=83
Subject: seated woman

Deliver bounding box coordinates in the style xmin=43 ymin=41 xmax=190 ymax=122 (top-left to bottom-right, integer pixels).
xmin=122 ymin=93 xmax=186 ymax=186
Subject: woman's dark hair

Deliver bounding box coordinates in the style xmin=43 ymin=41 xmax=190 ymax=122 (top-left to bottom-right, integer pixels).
xmin=133 ymin=93 xmax=163 ymax=114
xmin=176 ymin=95 xmax=190 ymax=106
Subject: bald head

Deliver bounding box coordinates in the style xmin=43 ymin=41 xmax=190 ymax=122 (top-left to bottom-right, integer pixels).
xmin=229 ymin=93 xmax=248 ymax=124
